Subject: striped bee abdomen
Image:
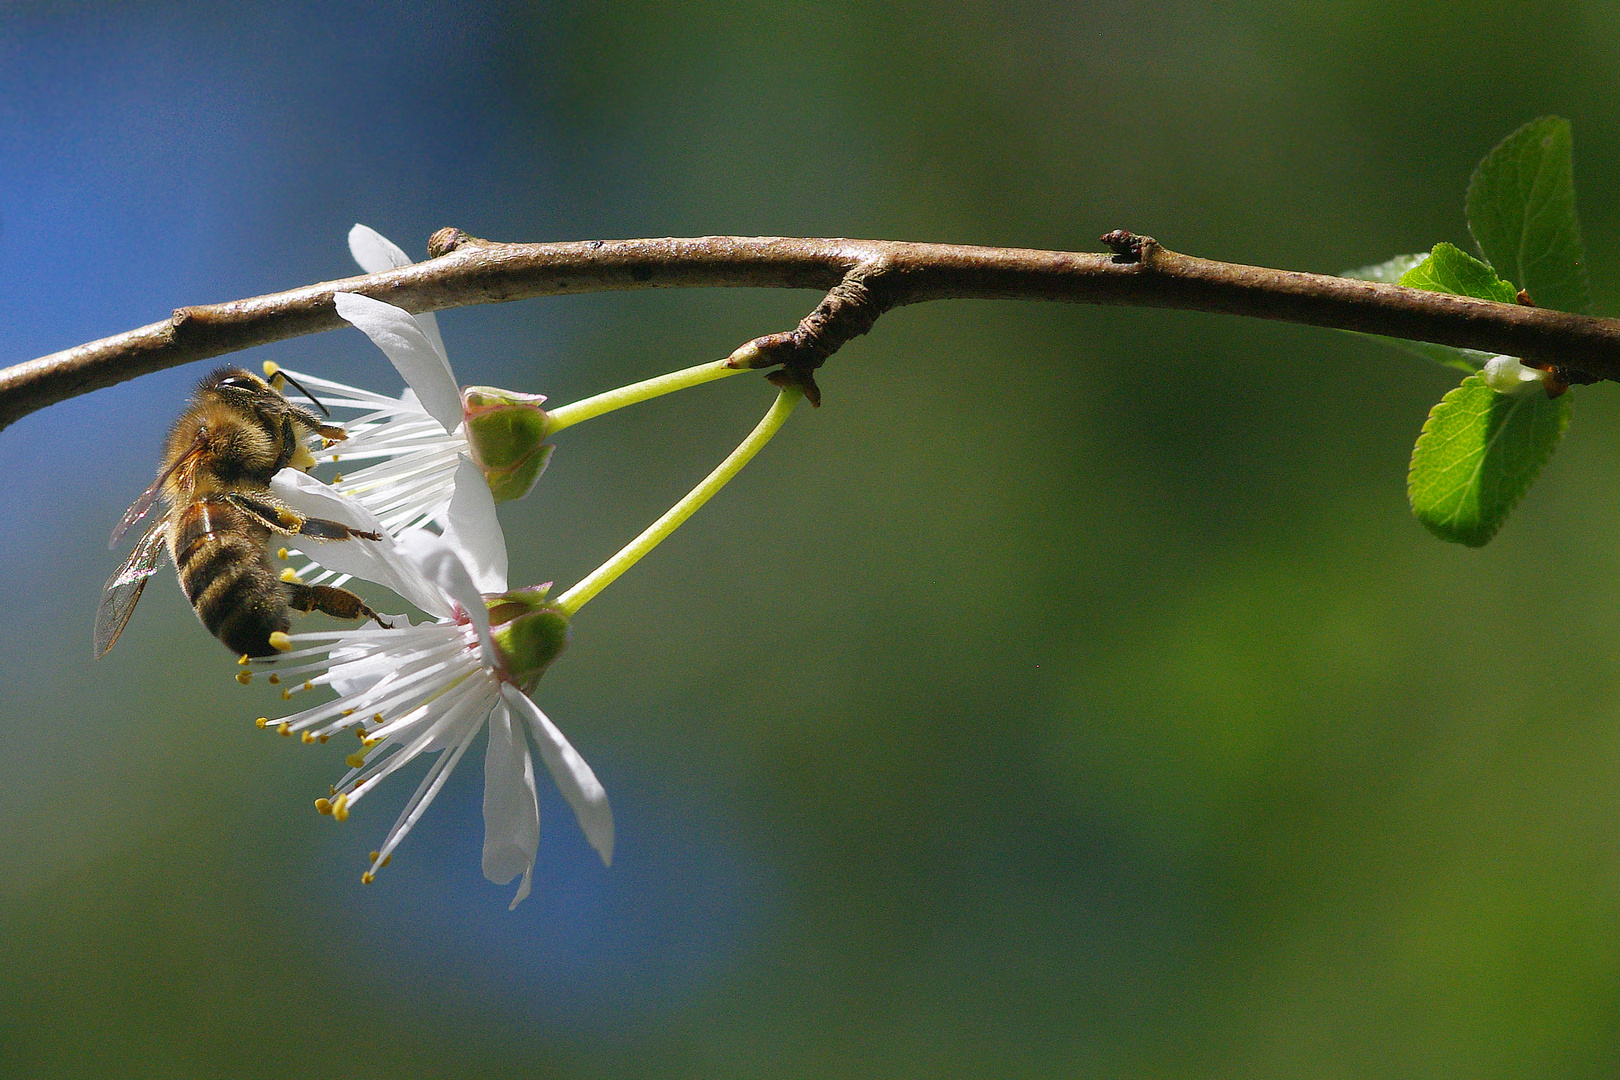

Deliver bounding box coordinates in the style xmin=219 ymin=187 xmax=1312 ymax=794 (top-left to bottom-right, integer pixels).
xmin=170 ymin=497 xmax=290 ymax=657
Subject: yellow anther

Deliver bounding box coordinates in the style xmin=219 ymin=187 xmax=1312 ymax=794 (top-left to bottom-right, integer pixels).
xmin=280 ymin=568 xmax=302 ymax=583
xmin=372 ymin=713 xmax=383 ymax=723
xmin=331 ymin=453 xmax=340 ymax=462
xmin=235 ymin=672 xmax=252 ymax=685
xmin=278 ymin=721 xmax=291 ymax=737
xmin=263 ymin=361 xmax=282 ymax=378
xmin=277 ymin=509 xmax=301 ymax=529
xmin=333 ymin=794 xmax=349 ymax=822
xmin=315 ymin=797 xmax=333 ymax=816
xmin=255 ymin=717 xmax=269 ymax=729
xmin=380 ymin=854 xmax=391 ymax=868
xmin=301 ymin=731 xmax=315 ymax=744
xmin=345 ymin=752 xmax=366 ymax=769
xmin=362 ymin=737 xmax=380 ymax=748
xmin=361 ymin=870 xmax=375 ymax=885
xmin=318 ymin=734 xmax=330 ymax=743
xmin=341 ymin=709 xmax=355 ymax=717
xmin=267 ymin=674 xmax=280 ymax=685
xmin=369 ymin=851 xmax=380 ymax=864
xmin=277 ymin=547 xmax=289 ymax=560
xmin=332 ymin=473 xmax=344 ymax=483
xmin=303 ymin=681 xmax=313 ymax=691
xmin=280 ymin=688 xmax=293 ymax=700
xmin=269 ymin=631 xmax=293 ymax=652
xmin=238 ymin=654 xmax=250 ymax=666
xmin=358 ymin=727 xmax=369 ymax=739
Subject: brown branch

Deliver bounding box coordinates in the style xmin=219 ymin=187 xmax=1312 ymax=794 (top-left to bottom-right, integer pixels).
xmin=7 ymin=228 xmax=1620 ymax=431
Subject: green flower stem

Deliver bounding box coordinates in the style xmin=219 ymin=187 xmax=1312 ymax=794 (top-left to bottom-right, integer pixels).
xmin=544 ymin=359 xmax=746 ymax=437
xmin=556 ymin=387 xmax=802 ymax=615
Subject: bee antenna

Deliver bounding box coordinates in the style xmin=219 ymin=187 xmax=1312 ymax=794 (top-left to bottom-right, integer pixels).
xmin=276 ymin=370 xmax=331 ymax=417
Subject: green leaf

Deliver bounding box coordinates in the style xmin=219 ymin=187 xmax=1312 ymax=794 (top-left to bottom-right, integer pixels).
xmin=1375 ymin=338 xmax=1488 ymax=374
xmin=1408 ymin=373 xmax=1570 ymax=547
xmin=1465 ymin=116 xmax=1590 ymax=313
xmin=1397 ymin=242 xmax=1521 ymax=303
xmin=1376 ymin=338 xmax=1489 ymax=374
xmin=1393 ymin=120 xmax=1587 ymax=547
xmin=1338 ymin=250 xmax=1500 ymax=372
xmin=1343 ymin=253 xmax=1428 ymax=284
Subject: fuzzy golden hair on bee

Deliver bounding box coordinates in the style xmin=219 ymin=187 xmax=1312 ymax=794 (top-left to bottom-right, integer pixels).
xmin=95 ymin=365 xmax=389 ymax=660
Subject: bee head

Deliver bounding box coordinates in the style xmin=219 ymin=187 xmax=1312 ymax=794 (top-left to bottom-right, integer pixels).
xmin=202 ymin=364 xmax=334 ymax=420
xmin=202 ymin=366 xmax=277 ymax=404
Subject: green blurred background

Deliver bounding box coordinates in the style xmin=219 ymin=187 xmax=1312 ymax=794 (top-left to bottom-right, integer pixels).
xmin=5 ymin=2 xmax=1620 ymax=1076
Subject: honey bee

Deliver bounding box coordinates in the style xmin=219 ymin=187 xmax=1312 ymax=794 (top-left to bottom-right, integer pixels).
xmin=95 ymin=365 xmax=390 ymax=659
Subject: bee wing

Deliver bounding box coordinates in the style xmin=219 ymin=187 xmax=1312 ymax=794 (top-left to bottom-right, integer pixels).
xmin=109 ymin=431 xmax=204 ymax=548
xmin=94 ymin=521 xmax=168 ymax=659
xmin=108 ymin=482 xmax=162 ymax=549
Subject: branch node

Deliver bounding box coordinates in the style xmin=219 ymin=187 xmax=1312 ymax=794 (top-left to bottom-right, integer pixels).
xmin=1550 ymin=364 xmax=1600 ymax=389
xmin=766 ymin=366 xmax=822 ymax=407
xmin=728 ymin=269 xmax=891 ymax=407
xmin=1099 ymin=229 xmax=1158 ymax=265
xmin=734 ymin=331 xmax=797 ymax=369
xmin=428 ymin=227 xmax=493 ymax=258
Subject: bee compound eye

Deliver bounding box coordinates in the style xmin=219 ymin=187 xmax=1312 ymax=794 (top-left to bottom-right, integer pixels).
xmin=213 ymin=378 xmax=264 ymax=399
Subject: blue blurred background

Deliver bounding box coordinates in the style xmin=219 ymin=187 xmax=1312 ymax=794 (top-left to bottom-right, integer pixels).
xmin=6 ymin=2 xmax=1620 ymax=1076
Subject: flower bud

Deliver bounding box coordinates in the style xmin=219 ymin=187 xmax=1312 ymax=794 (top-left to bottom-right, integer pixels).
xmin=462 ymin=386 xmax=554 ymax=503
xmin=485 ymin=585 xmax=570 ymax=691
xmin=1480 ymin=355 xmax=1550 ymax=395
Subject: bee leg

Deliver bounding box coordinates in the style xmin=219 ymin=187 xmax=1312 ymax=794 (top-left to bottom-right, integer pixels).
xmin=285 ymin=583 xmax=393 ymax=629
xmin=225 ymin=493 xmax=384 ymax=542
xmin=296 ymin=516 xmax=384 ymax=542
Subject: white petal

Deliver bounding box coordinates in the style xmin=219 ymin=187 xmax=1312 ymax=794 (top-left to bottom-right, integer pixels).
xmin=346 ymin=225 xmax=446 ymax=359
xmin=482 ymin=698 xmax=540 ymax=908
xmin=442 ymin=456 xmax=508 ymax=593
xmin=269 ymin=471 xmax=448 ymax=618
xmin=396 ymin=529 xmax=494 ymax=661
xmin=503 ymin=684 xmax=614 ymax=867
xmin=333 ymin=291 xmax=462 ymax=434
xmin=348 ymin=223 xmax=414 ymax=274
xmin=369 ymin=711 xmax=483 ymax=865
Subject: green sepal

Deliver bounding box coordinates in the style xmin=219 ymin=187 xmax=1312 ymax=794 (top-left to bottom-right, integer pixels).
xmin=486 ymin=585 xmax=570 ymax=692
xmin=1466 ymin=115 xmax=1589 ymax=313
xmin=462 ymin=386 xmax=554 ymax=503
xmin=1408 ymin=373 xmax=1570 ymax=547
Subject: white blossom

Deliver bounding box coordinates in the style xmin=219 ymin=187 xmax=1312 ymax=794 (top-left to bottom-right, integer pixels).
xmin=251 ymin=458 xmax=610 ymax=908
xmin=278 ymin=227 xmax=552 ymax=590
xmin=272 ymin=227 xmax=488 ymax=586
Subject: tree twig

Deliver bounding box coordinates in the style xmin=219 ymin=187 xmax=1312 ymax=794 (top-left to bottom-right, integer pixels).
xmin=7 ymin=228 xmax=1620 ymax=431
